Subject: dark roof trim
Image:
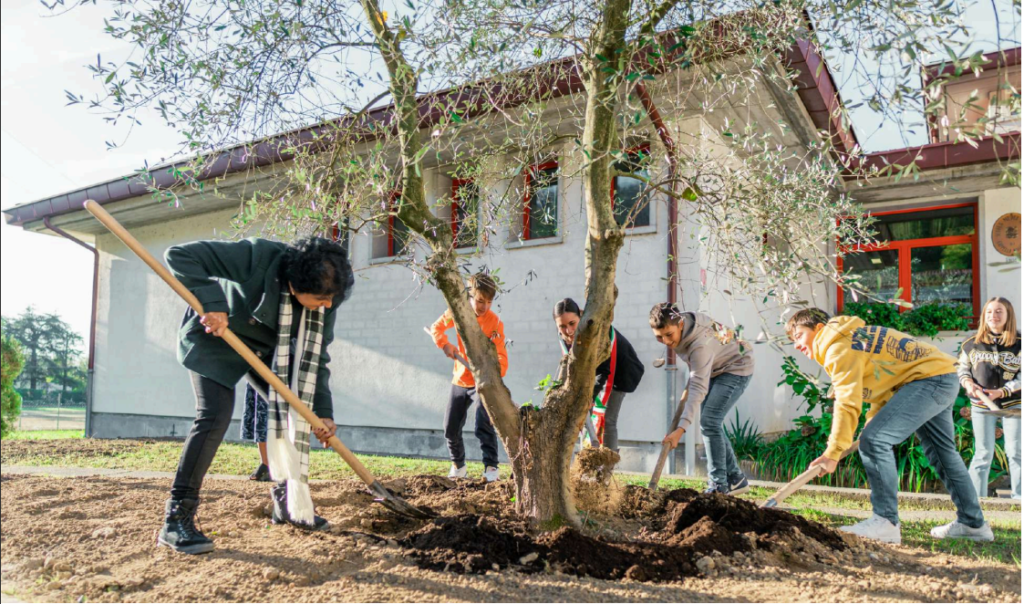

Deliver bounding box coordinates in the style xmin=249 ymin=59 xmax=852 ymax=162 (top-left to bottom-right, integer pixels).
xmin=923 ymin=47 xmax=1021 ymax=82
xmin=850 ymin=132 xmax=1020 ymax=174
xmin=785 ymin=40 xmax=860 ymax=158
xmin=4 ymin=29 xmax=851 ymax=228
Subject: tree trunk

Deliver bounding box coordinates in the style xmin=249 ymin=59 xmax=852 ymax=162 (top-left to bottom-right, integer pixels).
xmin=359 ymin=0 xmax=634 ymax=528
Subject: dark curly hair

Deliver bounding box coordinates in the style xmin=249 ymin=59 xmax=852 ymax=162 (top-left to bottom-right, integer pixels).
xmin=280 ymin=237 xmax=355 ymax=302
xmin=649 ymin=302 xmax=685 ymax=329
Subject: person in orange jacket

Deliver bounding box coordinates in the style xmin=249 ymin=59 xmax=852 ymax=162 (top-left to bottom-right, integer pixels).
xmin=430 ymin=272 xmax=509 ymax=482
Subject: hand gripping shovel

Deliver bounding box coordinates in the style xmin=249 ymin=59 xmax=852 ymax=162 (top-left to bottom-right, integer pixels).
xmin=977 ymin=391 xmax=1021 ymax=417
xmin=761 ymin=440 xmax=860 ymax=509
xmin=85 ymin=200 xmax=434 ymax=520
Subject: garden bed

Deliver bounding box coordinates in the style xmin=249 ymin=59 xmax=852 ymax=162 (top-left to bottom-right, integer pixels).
xmin=1 ymin=439 xmax=1021 ymax=602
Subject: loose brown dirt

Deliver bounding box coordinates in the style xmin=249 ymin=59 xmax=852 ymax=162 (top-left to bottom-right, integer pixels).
xmin=1 ymin=456 xmax=1021 ymax=601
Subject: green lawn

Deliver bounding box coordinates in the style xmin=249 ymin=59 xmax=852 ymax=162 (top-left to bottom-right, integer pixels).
xmin=4 ymin=429 xmax=85 ymax=441
xmin=797 ymin=508 xmax=1022 ymax=567
xmin=3 ymin=431 xmax=1020 ymax=566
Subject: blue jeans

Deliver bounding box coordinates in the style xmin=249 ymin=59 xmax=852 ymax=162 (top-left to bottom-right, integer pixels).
xmin=700 ymin=373 xmax=751 ymax=486
xmin=969 ymin=410 xmax=1021 ymax=499
xmin=859 ymin=373 xmax=985 ymax=527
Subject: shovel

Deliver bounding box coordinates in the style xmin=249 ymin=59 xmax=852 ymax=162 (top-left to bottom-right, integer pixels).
xmin=422 ymin=326 xmax=471 ymax=368
xmin=977 ymin=391 xmax=1021 ymax=417
xmin=647 ymin=387 xmax=689 ymax=491
xmin=761 ymin=440 xmax=860 ymax=508
xmin=84 ymin=200 xmax=434 ymax=520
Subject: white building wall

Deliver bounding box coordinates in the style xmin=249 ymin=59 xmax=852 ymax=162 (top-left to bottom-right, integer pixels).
xmin=978 ymin=187 xmax=1022 ymax=314
xmin=87 ymin=118 xmax=824 ymax=460
xmin=93 ymin=208 xmax=246 ymax=423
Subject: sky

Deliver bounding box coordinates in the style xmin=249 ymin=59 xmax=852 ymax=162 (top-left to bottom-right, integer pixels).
xmin=0 ymin=0 xmax=1020 ymax=342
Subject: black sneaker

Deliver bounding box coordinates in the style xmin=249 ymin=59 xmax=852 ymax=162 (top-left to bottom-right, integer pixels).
xmin=270 ymin=482 xmax=329 ymax=531
xmin=728 ymin=476 xmax=750 ymax=495
xmin=249 ymin=463 xmax=271 ymax=482
xmin=157 ymin=498 xmax=214 ymax=555
xmin=703 ymin=482 xmax=729 ymax=495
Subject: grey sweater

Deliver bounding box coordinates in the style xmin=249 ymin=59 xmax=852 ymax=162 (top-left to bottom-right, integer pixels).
xmin=673 ymin=312 xmax=755 ymax=432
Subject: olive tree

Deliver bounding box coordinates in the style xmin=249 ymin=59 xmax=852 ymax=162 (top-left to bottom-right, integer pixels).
xmin=50 ymin=0 xmax=1011 ymax=524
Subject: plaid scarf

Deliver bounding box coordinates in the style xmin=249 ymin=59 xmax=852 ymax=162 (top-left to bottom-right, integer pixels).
xmin=265 ymin=292 xmax=325 ymax=527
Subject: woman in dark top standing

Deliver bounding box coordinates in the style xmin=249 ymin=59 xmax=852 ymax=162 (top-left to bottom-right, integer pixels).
xmin=159 ymin=236 xmax=354 ymax=554
xmin=553 ymin=298 xmax=645 ymax=451
xmin=958 ymin=296 xmax=1021 ymax=500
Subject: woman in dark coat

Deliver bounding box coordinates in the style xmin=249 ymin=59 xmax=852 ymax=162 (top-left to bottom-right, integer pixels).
xmin=553 ymin=298 xmax=645 ymax=451
xmin=158 ymin=236 xmax=354 ymax=554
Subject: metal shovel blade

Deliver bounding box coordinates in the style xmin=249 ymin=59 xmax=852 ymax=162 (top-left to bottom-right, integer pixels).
xmin=761 ymin=498 xmax=778 ymax=509
xmin=368 ymin=480 xmax=436 ymax=519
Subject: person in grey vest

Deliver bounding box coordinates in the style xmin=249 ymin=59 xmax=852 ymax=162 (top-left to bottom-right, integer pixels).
xmin=649 ymin=303 xmax=754 ymax=495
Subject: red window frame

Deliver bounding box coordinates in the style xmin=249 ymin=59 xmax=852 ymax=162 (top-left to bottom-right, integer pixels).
xmin=451 ymin=178 xmax=475 ymax=247
xmin=610 ymin=145 xmax=652 ymax=228
xmin=523 ymin=160 xmax=559 ymax=240
xmin=386 ymin=190 xmax=404 ymax=257
xmin=836 ymin=202 xmax=980 ymax=322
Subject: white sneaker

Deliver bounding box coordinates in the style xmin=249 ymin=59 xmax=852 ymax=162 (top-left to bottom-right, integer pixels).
xmin=839 ymin=514 xmax=902 ymax=544
xmin=448 ymin=464 xmax=467 ymax=479
xmin=930 ymin=520 xmax=994 ymax=542
xmin=483 ymin=466 xmax=499 ymax=483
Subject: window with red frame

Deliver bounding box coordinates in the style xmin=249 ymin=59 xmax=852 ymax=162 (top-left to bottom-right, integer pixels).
xmin=838 ymin=203 xmax=979 ymax=318
xmin=523 ymin=161 xmax=559 ymax=240
xmin=387 ymin=190 xmax=410 ymax=257
xmin=611 ymin=146 xmax=651 ymax=228
xmin=451 ymin=179 xmax=479 ymax=248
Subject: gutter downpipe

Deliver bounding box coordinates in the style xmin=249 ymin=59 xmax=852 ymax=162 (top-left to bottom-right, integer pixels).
xmin=635 ymin=84 xmax=688 ymax=476
xmin=43 ymin=217 xmax=98 ymax=438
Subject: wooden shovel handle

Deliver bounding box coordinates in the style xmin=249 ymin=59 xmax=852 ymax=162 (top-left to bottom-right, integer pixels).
xmin=83 ymin=200 xmax=379 ymax=487
xmin=976 ymin=390 xmax=1003 ymax=413
xmin=647 ymin=388 xmax=689 ymax=490
xmin=765 ymin=440 xmax=860 ymax=507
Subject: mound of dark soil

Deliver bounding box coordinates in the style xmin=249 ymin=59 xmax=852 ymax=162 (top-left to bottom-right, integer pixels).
xmin=400 ymin=515 xmax=540 ymax=573
xmin=659 ymin=488 xmax=846 ymax=550
xmin=401 ymin=487 xmax=846 ymax=582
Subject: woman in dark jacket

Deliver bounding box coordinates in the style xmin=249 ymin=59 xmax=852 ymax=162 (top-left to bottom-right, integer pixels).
xmin=958 ymin=296 xmax=1021 ymax=500
xmin=159 ymin=236 xmax=354 ymax=554
xmin=553 ymin=298 xmax=644 ymax=451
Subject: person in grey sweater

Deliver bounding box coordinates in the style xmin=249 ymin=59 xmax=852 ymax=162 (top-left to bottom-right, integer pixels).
xmin=649 ymin=303 xmax=755 ymax=495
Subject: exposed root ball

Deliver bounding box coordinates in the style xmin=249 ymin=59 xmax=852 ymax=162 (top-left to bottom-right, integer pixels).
xmin=571 ymin=447 xmax=622 ymax=515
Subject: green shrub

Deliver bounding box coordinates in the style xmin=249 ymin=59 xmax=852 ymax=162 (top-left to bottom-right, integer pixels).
xmin=1 ymin=331 xmax=25 ymax=439
xmin=843 ymin=301 xmax=971 ymax=337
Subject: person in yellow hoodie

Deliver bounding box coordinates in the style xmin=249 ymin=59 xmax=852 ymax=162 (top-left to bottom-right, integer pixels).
xmin=431 ymin=273 xmax=509 ymax=482
xmin=786 ymin=308 xmax=992 ymax=545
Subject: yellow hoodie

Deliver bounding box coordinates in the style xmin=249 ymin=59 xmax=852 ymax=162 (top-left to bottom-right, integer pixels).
xmin=813 ymin=316 xmax=957 ymax=460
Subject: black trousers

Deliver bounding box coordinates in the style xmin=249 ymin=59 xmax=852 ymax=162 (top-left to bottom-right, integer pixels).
xmin=444 ymin=385 xmax=499 ymax=468
xmin=170 ymin=373 xmax=235 ymax=501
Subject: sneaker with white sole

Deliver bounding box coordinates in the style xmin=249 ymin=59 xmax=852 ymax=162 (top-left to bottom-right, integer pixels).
xmin=448 ymin=464 xmax=467 ymax=479
xmin=838 ymin=514 xmax=902 ymax=544
xmin=728 ymin=476 xmax=750 ymax=496
xmin=483 ymin=466 xmax=499 ymax=483
xmin=930 ymin=520 xmax=994 ymax=542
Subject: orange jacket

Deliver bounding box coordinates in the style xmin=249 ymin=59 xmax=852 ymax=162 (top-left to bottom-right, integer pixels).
xmin=431 ymin=309 xmax=509 ymax=387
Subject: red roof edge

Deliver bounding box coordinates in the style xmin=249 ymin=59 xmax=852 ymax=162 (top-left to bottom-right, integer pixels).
xmin=923 ymin=47 xmax=1022 ymax=82
xmin=849 ymin=132 xmax=1020 ymax=175
xmin=3 ymin=23 xmax=855 ymax=228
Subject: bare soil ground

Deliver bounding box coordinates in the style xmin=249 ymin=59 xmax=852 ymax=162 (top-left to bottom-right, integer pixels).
xmin=1 ymin=467 xmax=1020 ymax=603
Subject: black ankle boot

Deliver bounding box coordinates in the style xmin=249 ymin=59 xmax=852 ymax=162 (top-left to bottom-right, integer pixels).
xmin=270 ymin=482 xmax=329 ymax=531
xmin=249 ymin=463 xmax=271 ymax=482
xmin=158 ymin=498 xmax=214 ymax=554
